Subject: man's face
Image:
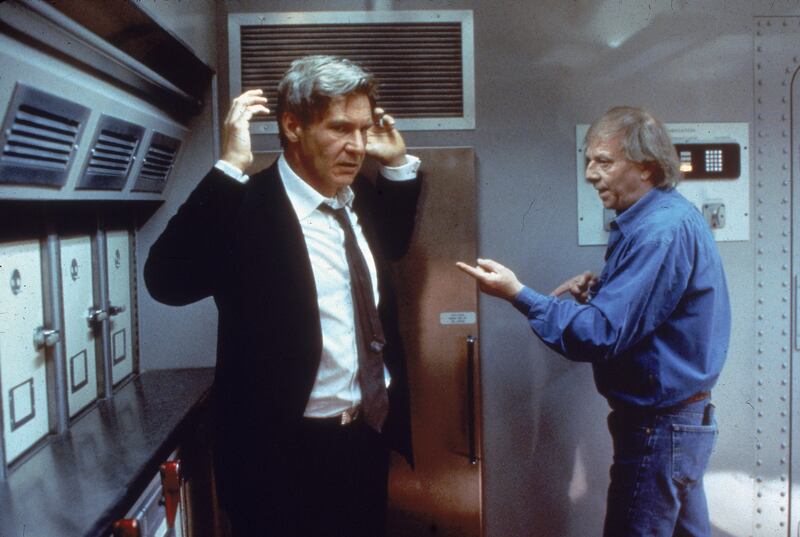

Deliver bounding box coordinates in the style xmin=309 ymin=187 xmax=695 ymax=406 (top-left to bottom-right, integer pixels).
xmin=585 ymin=134 xmax=653 ymax=212
xmin=287 ymin=93 xmax=373 ymax=197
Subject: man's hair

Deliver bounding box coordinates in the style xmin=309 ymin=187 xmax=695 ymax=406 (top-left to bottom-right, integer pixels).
xmin=584 ymin=106 xmax=682 ymax=189
xmin=276 ymin=55 xmax=377 ymax=148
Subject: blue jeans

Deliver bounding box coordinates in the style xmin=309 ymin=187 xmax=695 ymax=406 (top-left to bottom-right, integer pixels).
xmin=603 ymin=399 xmax=718 ymax=537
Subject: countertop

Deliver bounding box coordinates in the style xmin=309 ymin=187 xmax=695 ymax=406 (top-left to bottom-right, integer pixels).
xmin=0 ymin=367 xmax=215 ymax=537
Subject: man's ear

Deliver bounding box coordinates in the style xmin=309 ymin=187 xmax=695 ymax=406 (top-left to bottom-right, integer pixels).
xmin=640 ymin=162 xmax=655 ymax=183
xmin=281 ymin=112 xmax=303 ymax=143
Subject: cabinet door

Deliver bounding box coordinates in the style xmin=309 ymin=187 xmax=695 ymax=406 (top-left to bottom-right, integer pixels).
xmin=0 ymin=240 xmax=50 ymax=463
xmin=60 ymin=236 xmax=99 ymax=417
xmin=105 ymin=231 xmax=133 ymax=385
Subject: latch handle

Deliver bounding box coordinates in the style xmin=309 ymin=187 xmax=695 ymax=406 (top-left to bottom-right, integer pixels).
xmin=86 ymin=307 xmax=108 ymax=327
xmin=33 ymin=327 xmax=60 ymax=349
xmin=160 ymin=460 xmax=182 ymax=528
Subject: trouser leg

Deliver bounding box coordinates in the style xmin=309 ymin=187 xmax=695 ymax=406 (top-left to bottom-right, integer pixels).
xmin=603 ymin=401 xmax=717 ymax=537
xmin=296 ymin=418 xmax=390 ymax=537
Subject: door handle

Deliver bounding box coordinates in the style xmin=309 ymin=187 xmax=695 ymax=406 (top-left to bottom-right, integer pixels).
xmin=795 ymin=275 xmax=800 ymax=351
xmin=86 ymin=307 xmax=108 ymax=327
xmin=466 ymin=335 xmax=477 ymax=465
xmin=108 ymin=304 xmax=126 ymax=316
xmin=33 ymin=327 xmax=60 ymax=349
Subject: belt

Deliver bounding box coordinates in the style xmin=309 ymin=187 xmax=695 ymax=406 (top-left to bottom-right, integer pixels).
xmin=612 ymin=391 xmax=711 ymax=415
xmin=659 ymin=391 xmax=711 ymax=412
xmin=303 ymin=406 xmax=361 ymax=427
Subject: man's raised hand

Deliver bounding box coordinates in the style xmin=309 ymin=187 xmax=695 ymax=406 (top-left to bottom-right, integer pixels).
xmin=366 ymin=108 xmax=407 ymax=167
xmin=221 ymin=89 xmax=270 ymax=172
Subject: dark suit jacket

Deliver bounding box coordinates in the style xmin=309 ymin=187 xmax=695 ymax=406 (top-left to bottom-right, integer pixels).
xmin=144 ymin=161 xmax=420 ymax=521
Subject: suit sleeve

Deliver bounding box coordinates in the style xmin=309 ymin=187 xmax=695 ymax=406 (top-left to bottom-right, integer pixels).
xmin=359 ymin=172 xmax=422 ymax=261
xmin=144 ymin=167 xmax=245 ymax=306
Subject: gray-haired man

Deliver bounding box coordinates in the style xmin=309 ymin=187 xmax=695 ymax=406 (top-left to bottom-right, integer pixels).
xmin=145 ymin=56 xmax=421 ymax=537
xmin=458 ymin=107 xmax=730 ymax=536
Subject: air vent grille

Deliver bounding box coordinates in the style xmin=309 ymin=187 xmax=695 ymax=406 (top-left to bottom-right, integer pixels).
xmin=87 ymin=132 xmax=137 ymax=174
xmin=132 ymin=132 xmax=180 ymax=193
xmin=241 ymin=23 xmax=463 ymax=119
xmin=77 ymin=115 xmax=144 ymax=190
xmin=6 ymin=106 xmax=80 ymax=168
xmin=230 ymin=12 xmax=474 ymax=130
xmin=0 ymin=85 xmax=90 ymax=186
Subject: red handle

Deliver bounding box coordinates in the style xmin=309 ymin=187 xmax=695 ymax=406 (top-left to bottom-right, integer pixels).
xmin=160 ymin=460 xmax=182 ymax=528
xmin=112 ymin=519 xmax=139 ymax=537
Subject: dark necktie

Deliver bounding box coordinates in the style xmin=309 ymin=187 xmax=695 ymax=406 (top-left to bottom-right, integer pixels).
xmin=322 ymin=203 xmax=389 ymax=432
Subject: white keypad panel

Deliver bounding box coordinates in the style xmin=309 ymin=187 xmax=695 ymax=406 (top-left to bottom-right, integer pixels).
xmin=0 ymin=240 xmax=50 ymax=463
xmin=60 ymin=236 xmax=98 ymax=416
xmin=106 ymin=231 xmax=133 ymax=384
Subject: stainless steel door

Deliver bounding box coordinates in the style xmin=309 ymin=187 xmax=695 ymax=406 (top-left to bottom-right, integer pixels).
xmin=383 ymin=147 xmax=482 ymax=537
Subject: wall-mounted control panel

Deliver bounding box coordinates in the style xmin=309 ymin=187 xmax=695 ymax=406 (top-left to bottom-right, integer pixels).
xmin=576 ymin=123 xmax=749 ymax=245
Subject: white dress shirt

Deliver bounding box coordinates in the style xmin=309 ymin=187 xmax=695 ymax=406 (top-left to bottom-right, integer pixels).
xmin=214 ymin=154 xmax=420 ymax=417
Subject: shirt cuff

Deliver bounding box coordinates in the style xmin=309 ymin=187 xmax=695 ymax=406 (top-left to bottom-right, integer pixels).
xmin=379 ymin=154 xmax=421 ymax=181
xmin=513 ymin=286 xmax=551 ymax=317
xmin=214 ymin=160 xmax=249 ymax=184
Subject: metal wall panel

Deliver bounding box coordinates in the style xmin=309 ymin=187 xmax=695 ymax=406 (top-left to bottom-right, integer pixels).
xmin=752 ymin=17 xmax=798 ymax=535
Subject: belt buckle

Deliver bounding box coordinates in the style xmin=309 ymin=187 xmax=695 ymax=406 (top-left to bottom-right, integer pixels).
xmin=340 ymin=406 xmax=360 ymax=426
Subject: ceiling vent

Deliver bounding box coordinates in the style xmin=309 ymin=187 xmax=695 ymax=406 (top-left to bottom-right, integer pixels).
xmin=228 ymin=11 xmax=474 ymax=132
xmin=77 ymin=115 xmax=145 ymax=190
xmin=0 ymin=84 xmax=90 ymax=187
xmin=131 ymin=132 xmax=181 ymax=193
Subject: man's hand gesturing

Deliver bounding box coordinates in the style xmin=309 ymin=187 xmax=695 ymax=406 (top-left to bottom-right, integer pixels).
xmin=550 ymin=271 xmax=598 ymax=304
xmin=456 ymin=258 xmax=524 ymax=302
xmin=221 ymin=89 xmax=270 ymax=172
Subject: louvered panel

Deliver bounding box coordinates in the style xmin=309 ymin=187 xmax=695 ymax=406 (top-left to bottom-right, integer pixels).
xmin=0 ymin=85 xmax=90 ymax=186
xmin=238 ymin=21 xmax=465 ymax=121
xmin=132 ymin=131 xmax=180 ymax=193
xmin=77 ymin=115 xmax=145 ymax=191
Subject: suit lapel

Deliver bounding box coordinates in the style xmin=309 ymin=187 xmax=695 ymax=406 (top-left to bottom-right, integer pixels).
xmin=233 ymin=162 xmax=322 ymax=357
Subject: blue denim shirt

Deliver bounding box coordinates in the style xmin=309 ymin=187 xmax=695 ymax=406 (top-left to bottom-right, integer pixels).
xmin=514 ymin=187 xmax=731 ymax=409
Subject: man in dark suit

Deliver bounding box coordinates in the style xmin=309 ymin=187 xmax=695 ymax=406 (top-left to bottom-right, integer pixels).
xmin=144 ymin=55 xmax=421 ymax=537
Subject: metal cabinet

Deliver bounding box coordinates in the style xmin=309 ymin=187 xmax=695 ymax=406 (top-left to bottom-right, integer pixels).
xmin=0 ymin=227 xmax=139 ymax=470
xmin=0 ymin=239 xmax=52 ymax=464
xmin=59 ymin=235 xmax=101 ymax=417
xmin=105 ymin=230 xmax=135 ymax=386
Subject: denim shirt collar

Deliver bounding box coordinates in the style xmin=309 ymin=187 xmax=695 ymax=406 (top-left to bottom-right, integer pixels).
xmin=612 ymin=186 xmax=673 ymax=237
